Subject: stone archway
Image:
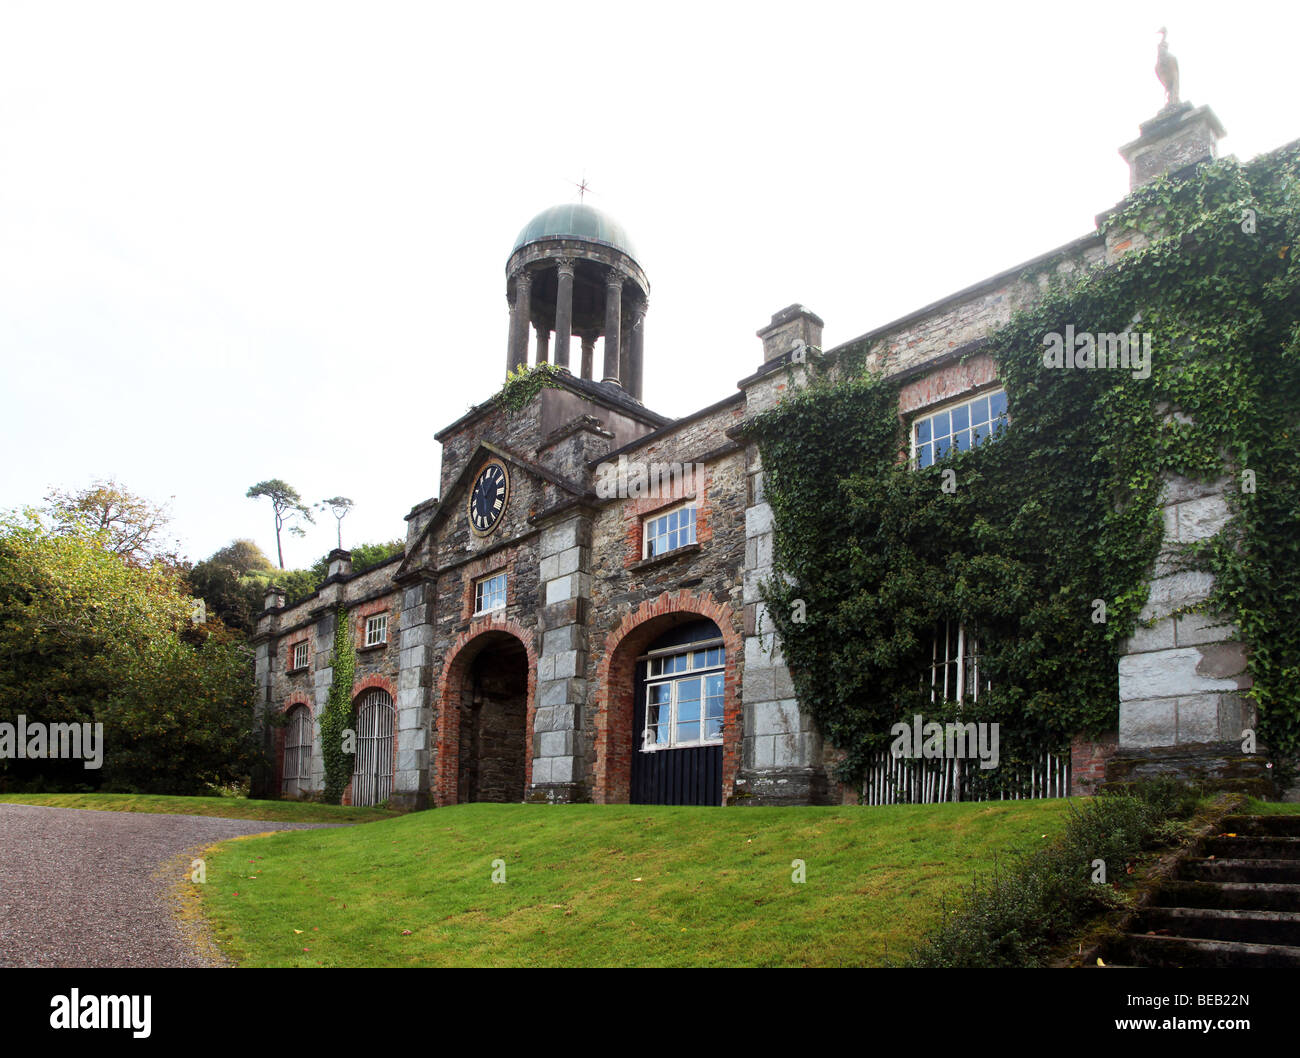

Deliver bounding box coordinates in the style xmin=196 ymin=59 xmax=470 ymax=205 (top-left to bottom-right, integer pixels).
xmin=592 ymin=590 xmax=742 ymax=804
xmin=434 ymin=618 xmax=537 ymax=806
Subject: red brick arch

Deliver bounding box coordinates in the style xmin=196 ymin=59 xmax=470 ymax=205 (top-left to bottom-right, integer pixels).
xmin=592 ymin=589 xmax=742 ymax=804
xmin=275 ymin=695 xmax=314 ymax=798
xmin=433 ymin=616 xmax=537 ymax=806
xmin=340 ymin=674 xmax=400 ymax=807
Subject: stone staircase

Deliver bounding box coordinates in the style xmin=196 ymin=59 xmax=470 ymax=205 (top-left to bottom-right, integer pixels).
xmin=1108 ymin=814 xmax=1300 ymax=967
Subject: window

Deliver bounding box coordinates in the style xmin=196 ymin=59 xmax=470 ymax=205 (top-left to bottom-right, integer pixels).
xmin=292 ymin=640 xmax=309 ymax=671
xmin=643 ymin=503 xmax=697 ymax=558
xmin=642 ymin=644 xmax=725 ymax=750
xmin=912 ymin=389 xmax=1008 ymax=468
xmin=365 ymin=614 xmax=388 ymax=647
xmin=474 ymin=572 xmax=507 ymax=614
xmin=926 ymin=620 xmax=989 ymax=704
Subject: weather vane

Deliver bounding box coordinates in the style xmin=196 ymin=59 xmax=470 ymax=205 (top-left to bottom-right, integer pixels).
xmin=573 ymin=175 xmax=592 ymax=202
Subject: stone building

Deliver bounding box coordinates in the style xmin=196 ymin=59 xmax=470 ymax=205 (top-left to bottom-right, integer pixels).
xmin=252 ymin=83 xmax=1289 ymax=810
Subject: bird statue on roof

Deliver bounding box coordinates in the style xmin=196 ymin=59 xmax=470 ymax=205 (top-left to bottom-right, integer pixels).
xmin=1156 ymin=27 xmax=1180 ymax=107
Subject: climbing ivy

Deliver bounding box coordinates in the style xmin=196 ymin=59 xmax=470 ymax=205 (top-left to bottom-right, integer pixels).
xmin=319 ymin=604 xmax=356 ymax=803
xmin=754 ymin=143 xmax=1300 ymax=788
xmin=495 ymin=362 xmax=564 ymax=414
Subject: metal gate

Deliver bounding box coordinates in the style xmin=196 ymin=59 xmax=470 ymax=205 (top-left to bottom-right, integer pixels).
xmin=352 ymin=688 xmax=395 ymax=806
xmin=282 ymin=705 xmax=313 ymax=798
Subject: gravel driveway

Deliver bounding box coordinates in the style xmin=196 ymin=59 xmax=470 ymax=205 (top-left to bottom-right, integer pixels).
xmin=0 ymin=803 xmax=342 ymax=968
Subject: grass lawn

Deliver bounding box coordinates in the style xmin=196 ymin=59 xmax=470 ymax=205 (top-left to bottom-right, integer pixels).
xmin=0 ymin=792 xmax=398 ymax=824
xmin=1245 ymin=798 xmax=1300 ymax=814
xmin=198 ymin=799 xmax=1070 ymax=967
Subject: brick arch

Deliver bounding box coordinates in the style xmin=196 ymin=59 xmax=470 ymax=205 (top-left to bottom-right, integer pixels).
xmin=592 ymin=589 xmax=742 ymax=804
xmin=275 ymin=695 xmax=314 ymax=798
xmin=433 ymin=616 xmax=537 ymax=807
xmin=342 ymin=676 xmax=399 ymax=807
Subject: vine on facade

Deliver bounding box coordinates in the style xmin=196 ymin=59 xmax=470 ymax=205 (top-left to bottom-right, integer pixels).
xmin=753 ymin=143 xmax=1300 ymax=787
xmin=319 ymin=603 xmax=356 ymax=803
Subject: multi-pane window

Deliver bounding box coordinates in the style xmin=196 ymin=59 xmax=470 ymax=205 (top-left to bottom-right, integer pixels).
xmin=643 ymin=644 xmax=725 ymax=750
xmin=926 ymin=620 xmax=989 ymax=704
xmin=292 ymin=640 xmax=309 ymax=671
xmin=644 ymin=504 xmax=697 ymax=558
xmin=365 ymin=614 xmax=388 ymax=647
xmin=474 ymin=572 xmax=507 ymax=614
xmin=912 ymin=389 xmax=1008 ymax=468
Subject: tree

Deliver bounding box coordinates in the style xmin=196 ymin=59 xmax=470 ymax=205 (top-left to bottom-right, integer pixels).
xmin=0 ymin=510 xmax=257 ymax=793
xmin=43 ymin=479 xmax=179 ymax=567
xmin=186 ymin=539 xmax=276 ymax=635
xmin=316 ymin=496 xmax=354 ymax=550
xmin=246 ymin=479 xmax=315 ymax=569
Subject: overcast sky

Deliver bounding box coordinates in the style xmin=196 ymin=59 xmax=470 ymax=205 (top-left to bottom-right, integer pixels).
xmin=2 ymin=1 xmax=1296 ymax=569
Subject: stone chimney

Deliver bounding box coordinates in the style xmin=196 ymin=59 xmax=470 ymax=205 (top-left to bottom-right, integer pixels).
xmin=757 ymin=304 xmax=823 ymax=365
xmin=1119 ymin=102 xmax=1225 ymax=190
xmin=325 ymin=549 xmax=353 ymax=580
xmin=263 ymin=586 xmax=286 ymax=611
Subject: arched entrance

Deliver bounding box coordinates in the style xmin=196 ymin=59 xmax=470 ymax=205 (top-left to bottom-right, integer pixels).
xmin=352 ymin=687 xmax=395 ymax=806
xmin=281 ymin=703 xmax=313 ymax=799
xmin=631 ymin=619 xmax=726 ymax=805
xmin=593 ymin=591 xmax=742 ymax=805
xmin=436 ymin=628 xmax=532 ymax=804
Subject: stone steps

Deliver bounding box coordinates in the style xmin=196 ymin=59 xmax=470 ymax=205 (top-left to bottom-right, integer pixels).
xmin=1099 ymin=813 xmax=1300 ymax=968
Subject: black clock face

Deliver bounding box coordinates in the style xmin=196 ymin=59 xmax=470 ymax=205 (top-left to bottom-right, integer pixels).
xmin=468 ymin=461 xmax=509 ymax=536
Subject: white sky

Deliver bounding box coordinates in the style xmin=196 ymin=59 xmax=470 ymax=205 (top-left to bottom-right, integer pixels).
xmin=2 ymin=1 xmax=1296 ymax=569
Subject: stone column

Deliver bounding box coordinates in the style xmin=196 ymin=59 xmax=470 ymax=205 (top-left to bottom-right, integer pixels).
xmin=393 ymin=578 xmax=435 ymax=810
xmin=628 ymin=297 xmax=647 ymax=401
xmin=602 ymin=269 xmax=623 ymax=385
xmin=507 ymin=270 xmax=532 ymax=373
xmin=580 ymin=336 xmax=595 ymax=380
xmin=531 ymin=514 xmax=592 ymax=802
xmin=553 ymin=258 xmax=574 ymax=370
xmin=535 ymin=320 xmax=550 ymax=365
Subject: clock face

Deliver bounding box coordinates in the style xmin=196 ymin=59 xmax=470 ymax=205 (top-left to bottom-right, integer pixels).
xmin=468 ymin=460 xmax=509 ymax=536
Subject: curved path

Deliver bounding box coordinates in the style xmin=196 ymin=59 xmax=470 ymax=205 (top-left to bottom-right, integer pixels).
xmin=0 ymin=803 xmax=342 ymax=967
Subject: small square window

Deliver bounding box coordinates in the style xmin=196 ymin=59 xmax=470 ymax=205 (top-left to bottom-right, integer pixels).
xmin=912 ymin=388 xmax=1008 ymax=468
xmin=643 ymin=504 xmax=697 ymax=558
xmin=475 ymin=572 xmax=507 ymax=614
xmin=365 ymin=614 xmax=388 ymax=647
xmin=292 ymin=641 xmax=309 ymax=671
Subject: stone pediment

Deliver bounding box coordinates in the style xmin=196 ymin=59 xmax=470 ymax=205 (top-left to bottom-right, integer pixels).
xmin=396 ymin=440 xmax=589 ymax=579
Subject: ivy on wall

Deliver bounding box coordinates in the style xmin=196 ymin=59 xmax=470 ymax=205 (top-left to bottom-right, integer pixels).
xmin=754 ymin=143 xmax=1300 ymax=788
xmin=495 ymin=362 xmax=564 ymax=414
xmin=319 ymin=604 xmax=356 ymax=803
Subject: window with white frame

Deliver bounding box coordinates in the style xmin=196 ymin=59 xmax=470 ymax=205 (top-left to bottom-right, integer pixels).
xmin=292 ymin=640 xmax=309 ymax=671
xmin=643 ymin=503 xmax=697 ymax=558
xmin=474 ymin=572 xmax=507 ymax=614
xmin=912 ymin=389 xmax=1008 ymax=468
xmin=642 ymin=643 xmax=725 ymax=750
xmin=926 ymin=620 xmax=990 ymax=704
xmin=365 ymin=613 xmax=388 ymax=647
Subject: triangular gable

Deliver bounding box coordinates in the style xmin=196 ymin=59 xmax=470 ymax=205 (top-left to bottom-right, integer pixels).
xmin=395 ymin=440 xmax=590 ymax=579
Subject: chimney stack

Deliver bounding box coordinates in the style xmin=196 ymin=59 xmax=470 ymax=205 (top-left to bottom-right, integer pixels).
xmin=757 ymin=304 xmax=823 ymax=365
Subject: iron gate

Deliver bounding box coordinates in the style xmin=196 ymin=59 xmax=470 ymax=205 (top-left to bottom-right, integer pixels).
xmin=352 ymin=688 xmax=395 ymax=806
xmin=282 ymin=704 xmax=313 ymax=798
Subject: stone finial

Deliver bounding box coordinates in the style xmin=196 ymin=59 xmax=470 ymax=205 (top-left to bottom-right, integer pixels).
xmin=325 ymin=548 xmax=353 ymax=580
xmin=1155 ymin=28 xmax=1180 ymax=108
xmin=264 ymin=586 xmax=287 ymax=611
xmin=756 ymin=304 xmax=824 ymax=364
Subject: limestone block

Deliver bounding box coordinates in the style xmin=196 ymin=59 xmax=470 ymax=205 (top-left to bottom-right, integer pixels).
xmin=537 ymin=730 xmax=575 ymax=758
xmin=745 ymin=503 xmax=774 ymax=537
xmin=1176 ymin=495 xmax=1230 ymax=542
xmin=750 ymin=698 xmax=802 ymax=737
xmin=540 ymin=521 xmax=581 ymax=557
xmin=1138 ymin=571 xmax=1215 ymax=621
xmin=1119 ymin=647 xmax=1238 ymax=701
xmin=532 ymin=757 xmax=553 ymax=784
xmin=1124 ymin=617 xmax=1176 ymax=654
xmin=550 ymin=755 xmax=576 ymax=784
xmin=1119 ymin=698 xmax=1179 ymax=748
xmin=1175 ymin=612 xmax=1235 ymax=647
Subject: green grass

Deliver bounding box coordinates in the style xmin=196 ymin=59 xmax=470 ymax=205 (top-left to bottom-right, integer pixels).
xmin=198 ymin=799 xmax=1070 ymax=967
xmin=1245 ymin=797 xmax=1300 ymax=814
xmin=0 ymin=792 xmax=397 ymax=824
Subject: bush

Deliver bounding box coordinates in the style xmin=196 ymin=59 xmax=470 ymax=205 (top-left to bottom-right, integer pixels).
xmin=908 ymin=785 xmax=1200 ymax=968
